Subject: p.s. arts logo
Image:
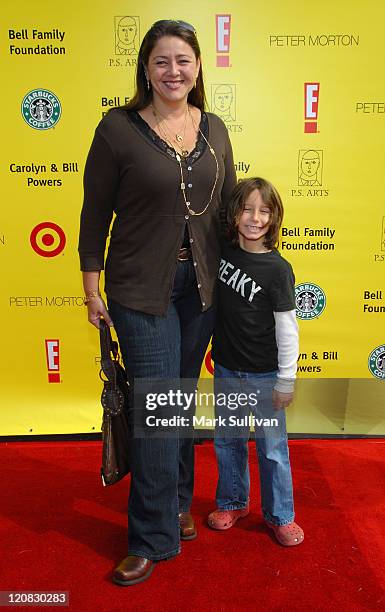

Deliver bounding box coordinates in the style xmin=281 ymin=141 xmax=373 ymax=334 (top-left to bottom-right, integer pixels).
xmin=21 ymin=89 xmax=61 ymax=130
xmin=210 ymin=84 xmax=243 ymax=133
xmin=295 ymin=283 xmax=326 ymax=319
xmin=109 ymin=16 xmax=139 ymax=67
xmin=291 ymin=149 xmax=328 ymax=197
xmin=298 ymin=149 xmax=323 ymax=185
xmin=114 ymin=16 xmax=139 ymax=55
xmin=30 ymin=222 xmax=66 ymax=257
xmin=211 ymin=84 xmax=236 ymax=122
xmin=368 ymin=345 xmax=385 ymax=379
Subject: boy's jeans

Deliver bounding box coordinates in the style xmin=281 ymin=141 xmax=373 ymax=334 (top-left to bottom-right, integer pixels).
xmin=214 ymin=363 xmax=295 ymax=526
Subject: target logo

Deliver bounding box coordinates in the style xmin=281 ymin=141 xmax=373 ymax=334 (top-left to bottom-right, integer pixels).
xmin=30 ymin=222 xmax=66 ymax=257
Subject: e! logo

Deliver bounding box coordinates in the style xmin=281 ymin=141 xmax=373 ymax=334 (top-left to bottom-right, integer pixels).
xmin=304 ymin=83 xmax=320 ymax=133
xmin=216 ymin=14 xmax=231 ymax=67
xmin=45 ymin=339 xmax=60 ymax=383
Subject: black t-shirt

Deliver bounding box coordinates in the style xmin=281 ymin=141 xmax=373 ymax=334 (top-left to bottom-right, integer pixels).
xmin=212 ymin=240 xmax=296 ymax=372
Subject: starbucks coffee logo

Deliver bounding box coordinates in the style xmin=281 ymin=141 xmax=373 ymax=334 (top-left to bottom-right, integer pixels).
xmin=368 ymin=345 xmax=385 ymax=379
xmin=21 ymin=89 xmax=61 ymax=130
xmin=295 ymin=282 xmax=326 ymax=319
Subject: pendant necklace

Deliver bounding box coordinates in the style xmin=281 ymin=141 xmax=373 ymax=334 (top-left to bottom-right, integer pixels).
xmin=175 ymin=107 xmax=219 ymax=216
xmin=151 ymin=104 xmax=189 ymax=157
xmin=151 ymin=104 xmax=219 ymax=216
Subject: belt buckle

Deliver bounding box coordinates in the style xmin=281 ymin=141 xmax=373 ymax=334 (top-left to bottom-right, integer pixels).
xmin=178 ymin=248 xmax=190 ymax=261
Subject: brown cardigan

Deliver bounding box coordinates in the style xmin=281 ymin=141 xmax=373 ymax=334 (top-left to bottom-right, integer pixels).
xmin=78 ymin=108 xmax=236 ymax=316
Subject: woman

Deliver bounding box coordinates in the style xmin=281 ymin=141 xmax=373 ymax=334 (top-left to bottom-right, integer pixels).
xmin=78 ymin=19 xmax=236 ymax=586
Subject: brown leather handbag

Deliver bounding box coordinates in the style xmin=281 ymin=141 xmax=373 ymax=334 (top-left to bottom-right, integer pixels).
xmin=99 ymin=318 xmax=131 ymax=486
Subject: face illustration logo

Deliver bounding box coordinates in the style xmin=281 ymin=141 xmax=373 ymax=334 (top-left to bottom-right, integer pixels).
xmin=216 ymin=14 xmax=231 ymax=67
xmin=298 ymin=149 xmax=323 ymax=185
xmin=30 ymin=222 xmax=66 ymax=257
xmin=368 ymin=345 xmax=385 ymax=379
xmin=211 ymin=84 xmax=236 ymax=122
xmin=21 ymin=89 xmax=61 ymax=130
xmin=304 ymin=83 xmax=320 ymax=133
xmin=295 ymin=283 xmax=326 ymax=319
xmin=115 ymin=16 xmax=139 ymax=55
xmin=45 ymin=339 xmax=60 ymax=383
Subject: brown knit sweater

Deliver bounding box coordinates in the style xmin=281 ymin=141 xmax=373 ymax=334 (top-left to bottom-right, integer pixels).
xmin=78 ymin=108 xmax=236 ymax=316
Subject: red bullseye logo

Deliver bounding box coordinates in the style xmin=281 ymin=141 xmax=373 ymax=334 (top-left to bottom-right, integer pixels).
xmin=30 ymin=222 xmax=66 ymax=257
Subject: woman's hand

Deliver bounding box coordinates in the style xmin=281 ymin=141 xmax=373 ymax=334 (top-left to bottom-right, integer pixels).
xmin=86 ymin=296 xmax=114 ymax=329
xmin=272 ymin=389 xmax=294 ymax=410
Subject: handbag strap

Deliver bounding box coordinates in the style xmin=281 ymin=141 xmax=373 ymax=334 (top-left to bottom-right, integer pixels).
xmin=99 ymin=318 xmax=119 ymax=385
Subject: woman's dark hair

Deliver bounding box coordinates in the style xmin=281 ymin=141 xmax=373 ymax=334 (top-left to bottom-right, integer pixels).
xmin=227 ymin=177 xmax=284 ymax=249
xmin=125 ymin=20 xmax=206 ymax=112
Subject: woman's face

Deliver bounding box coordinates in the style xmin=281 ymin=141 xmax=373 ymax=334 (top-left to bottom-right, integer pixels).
xmin=146 ymin=35 xmax=200 ymax=106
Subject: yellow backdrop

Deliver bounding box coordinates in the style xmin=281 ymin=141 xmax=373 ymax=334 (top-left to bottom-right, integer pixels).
xmin=2 ymin=0 xmax=384 ymax=435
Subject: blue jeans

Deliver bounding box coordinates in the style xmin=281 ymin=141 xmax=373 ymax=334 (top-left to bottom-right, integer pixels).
xmin=213 ymin=363 xmax=295 ymax=526
xmin=108 ymin=259 xmax=215 ymax=560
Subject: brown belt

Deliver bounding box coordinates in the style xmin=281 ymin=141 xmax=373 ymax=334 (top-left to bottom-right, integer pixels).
xmin=177 ymin=247 xmax=192 ymax=262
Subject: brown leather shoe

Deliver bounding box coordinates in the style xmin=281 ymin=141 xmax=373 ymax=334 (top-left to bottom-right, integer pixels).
xmin=179 ymin=512 xmax=197 ymax=540
xmin=113 ymin=555 xmax=155 ymax=586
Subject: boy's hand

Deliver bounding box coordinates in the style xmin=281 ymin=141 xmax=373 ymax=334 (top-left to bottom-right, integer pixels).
xmin=272 ymin=389 xmax=294 ymax=410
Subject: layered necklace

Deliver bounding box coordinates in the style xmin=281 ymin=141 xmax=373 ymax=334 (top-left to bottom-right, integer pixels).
xmin=151 ymin=104 xmax=219 ymax=217
xmin=151 ymin=104 xmax=189 ymax=157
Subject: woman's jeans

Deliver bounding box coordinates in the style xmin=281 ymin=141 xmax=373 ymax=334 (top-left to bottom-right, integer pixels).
xmin=108 ymin=259 xmax=215 ymax=560
xmin=214 ymin=363 xmax=295 ymax=526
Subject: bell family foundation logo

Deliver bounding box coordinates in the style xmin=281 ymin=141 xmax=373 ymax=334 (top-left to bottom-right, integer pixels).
xmin=215 ymin=14 xmax=231 ymax=67
xmin=45 ymin=339 xmax=60 ymax=383
xmin=304 ymin=83 xmax=320 ymax=133
xmin=22 ymin=88 xmax=61 ymax=130
xmin=368 ymin=345 xmax=385 ymax=380
xmin=30 ymin=222 xmax=66 ymax=257
xmin=295 ymin=282 xmax=326 ymax=320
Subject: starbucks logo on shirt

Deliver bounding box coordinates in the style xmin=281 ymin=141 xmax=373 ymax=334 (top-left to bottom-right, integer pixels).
xmin=368 ymin=345 xmax=385 ymax=379
xmin=295 ymin=282 xmax=326 ymax=320
xmin=21 ymin=88 xmax=61 ymax=130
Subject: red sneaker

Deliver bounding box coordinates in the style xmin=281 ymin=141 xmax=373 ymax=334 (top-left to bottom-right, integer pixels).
xmin=208 ymin=506 xmax=250 ymax=530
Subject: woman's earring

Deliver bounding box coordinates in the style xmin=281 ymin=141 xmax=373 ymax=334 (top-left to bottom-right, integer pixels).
xmin=144 ymin=70 xmax=150 ymax=91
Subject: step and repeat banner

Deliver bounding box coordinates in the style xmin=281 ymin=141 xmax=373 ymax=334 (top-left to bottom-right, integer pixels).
xmin=1 ymin=1 xmax=384 ymax=436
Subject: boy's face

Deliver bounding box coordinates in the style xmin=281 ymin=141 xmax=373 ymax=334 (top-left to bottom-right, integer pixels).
xmin=237 ymin=188 xmax=271 ymax=251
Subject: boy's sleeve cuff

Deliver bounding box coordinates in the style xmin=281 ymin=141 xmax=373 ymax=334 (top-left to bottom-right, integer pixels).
xmin=274 ymin=378 xmax=295 ymax=393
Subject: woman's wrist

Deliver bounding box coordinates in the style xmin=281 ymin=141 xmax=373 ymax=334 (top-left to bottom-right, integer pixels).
xmin=84 ymin=290 xmax=101 ymax=305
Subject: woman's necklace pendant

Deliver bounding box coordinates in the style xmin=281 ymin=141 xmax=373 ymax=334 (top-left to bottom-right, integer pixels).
xmin=176 ymin=134 xmax=183 ymax=142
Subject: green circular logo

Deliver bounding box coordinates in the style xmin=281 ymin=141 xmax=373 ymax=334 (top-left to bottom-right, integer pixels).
xmin=21 ymin=88 xmax=61 ymax=130
xmin=368 ymin=345 xmax=385 ymax=379
xmin=295 ymin=282 xmax=326 ymax=320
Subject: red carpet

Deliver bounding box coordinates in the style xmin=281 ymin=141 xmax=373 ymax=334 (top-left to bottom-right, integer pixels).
xmin=1 ymin=440 xmax=385 ymax=611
